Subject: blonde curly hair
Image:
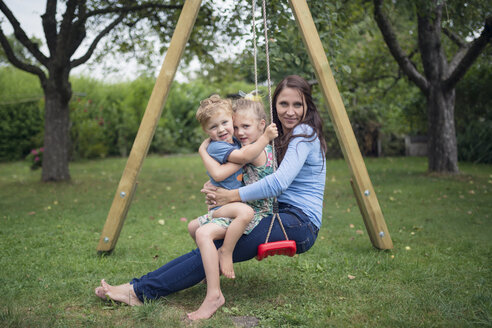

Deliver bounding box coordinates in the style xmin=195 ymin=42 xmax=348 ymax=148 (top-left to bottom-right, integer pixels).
xmin=196 ymin=94 xmax=233 ymax=127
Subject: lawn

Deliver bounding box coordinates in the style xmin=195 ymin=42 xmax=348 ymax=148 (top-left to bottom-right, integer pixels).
xmin=0 ymin=155 xmax=490 ymax=327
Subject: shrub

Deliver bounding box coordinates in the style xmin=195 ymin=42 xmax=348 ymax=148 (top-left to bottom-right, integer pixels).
xmin=0 ymin=100 xmax=44 ymax=161
xmin=25 ymin=147 xmax=44 ymax=170
xmin=458 ymin=120 xmax=492 ymax=164
xmin=70 ymin=97 xmax=110 ymax=159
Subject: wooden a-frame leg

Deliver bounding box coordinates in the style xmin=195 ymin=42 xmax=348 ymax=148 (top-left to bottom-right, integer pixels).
xmin=96 ymin=0 xmax=203 ymax=253
xmin=289 ymin=0 xmax=393 ymax=249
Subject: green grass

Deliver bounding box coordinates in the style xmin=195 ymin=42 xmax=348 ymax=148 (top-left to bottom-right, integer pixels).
xmin=0 ymin=155 xmax=491 ymax=327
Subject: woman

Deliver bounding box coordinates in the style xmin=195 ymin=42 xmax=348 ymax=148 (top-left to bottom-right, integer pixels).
xmin=96 ymin=75 xmax=327 ymax=320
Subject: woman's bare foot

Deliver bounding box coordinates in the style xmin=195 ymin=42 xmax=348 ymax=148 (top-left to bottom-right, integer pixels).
xmin=186 ymin=291 xmax=225 ymax=321
xmin=94 ymin=286 xmax=106 ymax=300
xmin=100 ymin=279 xmax=143 ymax=306
xmin=218 ymin=248 xmax=235 ymax=279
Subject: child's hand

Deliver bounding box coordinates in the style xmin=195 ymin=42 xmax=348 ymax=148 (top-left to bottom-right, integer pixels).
xmin=264 ymin=123 xmax=278 ymax=141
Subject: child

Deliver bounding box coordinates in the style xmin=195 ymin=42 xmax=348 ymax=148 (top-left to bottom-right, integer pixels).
xmin=186 ymin=96 xmax=276 ymax=320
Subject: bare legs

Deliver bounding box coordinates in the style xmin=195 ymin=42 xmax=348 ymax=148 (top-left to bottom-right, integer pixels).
xmin=96 ymin=205 xmax=253 ymax=320
xmin=187 ymin=223 xmax=226 ymax=320
xmin=213 ymin=203 xmax=254 ymax=279
xmin=94 ymin=279 xmax=143 ymax=306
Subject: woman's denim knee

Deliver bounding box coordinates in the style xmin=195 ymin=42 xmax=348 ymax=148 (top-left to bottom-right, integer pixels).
xmin=278 ymin=207 xmax=318 ymax=254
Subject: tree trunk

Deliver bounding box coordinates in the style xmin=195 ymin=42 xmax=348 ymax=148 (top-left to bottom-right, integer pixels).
xmin=426 ymin=86 xmax=459 ymax=173
xmin=41 ymin=71 xmax=72 ymax=181
xmin=416 ymin=2 xmax=459 ymax=174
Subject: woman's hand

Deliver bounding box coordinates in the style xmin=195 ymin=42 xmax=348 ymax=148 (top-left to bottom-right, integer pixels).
xmin=201 ymin=184 xmax=241 ymax=207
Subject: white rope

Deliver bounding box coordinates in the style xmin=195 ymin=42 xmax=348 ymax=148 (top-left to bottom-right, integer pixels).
xmin=251 ymin=0 xmax=258 ymax=94
xmin=261 ymin=0 xmax=277 ymax=172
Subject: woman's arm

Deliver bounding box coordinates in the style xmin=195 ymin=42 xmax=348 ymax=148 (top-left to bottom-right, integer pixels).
xmin=227 ymin=123 xmax=277 ymax=165
xmin=239 ymin=128 xmax=317 ymax=202
xmin=198 ymin=139 xmax=242 ymax=181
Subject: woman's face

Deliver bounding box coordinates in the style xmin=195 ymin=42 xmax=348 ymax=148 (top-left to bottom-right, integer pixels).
xmin=233 ymin=111 xmax=265 ymax=146
xmin=275 ymin=87 xmax=306 ymax=133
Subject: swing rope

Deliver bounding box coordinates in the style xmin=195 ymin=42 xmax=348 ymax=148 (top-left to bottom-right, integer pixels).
xmin=250 ymin=1 xmax=293 ymax=257
xmin=251 ymin=0 xmax=258 ymax=95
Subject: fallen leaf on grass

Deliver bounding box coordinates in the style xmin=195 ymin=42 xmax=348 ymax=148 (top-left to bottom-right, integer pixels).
xmin=28 ymin=211 xmax=36 ymax=215
xmin=158 ymin=219 xmax=165 ymax=225
xmin=348 ymin=275 xmax=356 ymax=280
xmin=356 ymin=230 xmax=364 ymax=235
xmin=405 ymin=246 xmax=411 ymax=250
xmin=349 ymin=224 xmax=355 ymax=228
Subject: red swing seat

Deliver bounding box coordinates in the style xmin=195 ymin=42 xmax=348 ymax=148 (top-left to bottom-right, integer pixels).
xmin=256 ymin=240 xmax=297 ymax=261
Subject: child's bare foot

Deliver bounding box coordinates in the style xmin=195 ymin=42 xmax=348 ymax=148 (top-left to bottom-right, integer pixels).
xmin=186 ymin=291 xmax=225 ymax=321
xmin=100 ymin=279 xmax=143 ymax=306
xmin=94 ymin=286 xmax=106 ymax=300
xmin=218 ymin=248 xmax=235 ymax=279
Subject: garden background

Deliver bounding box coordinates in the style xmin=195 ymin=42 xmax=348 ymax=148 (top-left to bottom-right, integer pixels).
xmin=1 ymin=0 xmax=491 ymax=327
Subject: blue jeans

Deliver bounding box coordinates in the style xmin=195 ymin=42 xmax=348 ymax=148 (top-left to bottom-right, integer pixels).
xmin=131 ymin=203 xmax=319 ymax=301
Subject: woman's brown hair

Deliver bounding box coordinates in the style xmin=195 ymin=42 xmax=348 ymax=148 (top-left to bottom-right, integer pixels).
xmin=272 ymin=75 xmax=327 ymax=163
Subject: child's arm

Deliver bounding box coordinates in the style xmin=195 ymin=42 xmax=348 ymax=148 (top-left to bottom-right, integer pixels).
xmin=199 ymin=139 xmax=243 ymax=182
xmin=228 ymin=123 xmax=277 ymax=165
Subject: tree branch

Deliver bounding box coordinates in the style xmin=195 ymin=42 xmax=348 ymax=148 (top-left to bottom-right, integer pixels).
xmin=70 ymin=15 xmax=125 ymax=68
xmin=0 ymin=0 xmax=49 ymax=65
xmin=444 ymin=16 xmax=492 ymax=91
xmin=41 ymin=0 xmax=58 ymax=57
xmin=373 ymin=0 xmax=429 ymax=93
xmin=70 ymin=2 xmax=183 ymax=67
xmin=83 ymin=3 xmax=183 ymax=20
xmin=443 ymin=27 xmax=467 ymax=48
xmin=55 ymin=0 xmax=78 ymax=60
xmin=0 ymin=27 xmax=47 ymax=83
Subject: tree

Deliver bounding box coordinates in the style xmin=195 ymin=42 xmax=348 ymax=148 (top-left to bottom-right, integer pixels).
xmin=372 ymin=0 xmax=491 ymax=173
xmin=0 ymin=0 xmax=227 ymax=181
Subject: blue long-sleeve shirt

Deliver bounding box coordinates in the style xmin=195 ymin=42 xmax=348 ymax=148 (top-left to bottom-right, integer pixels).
xmin=239 ymin=124 xmax=326 ymax=229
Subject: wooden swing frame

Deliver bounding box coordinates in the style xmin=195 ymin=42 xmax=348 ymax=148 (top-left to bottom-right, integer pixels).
xmin=97 ymin=0 xmax=393 ymax=254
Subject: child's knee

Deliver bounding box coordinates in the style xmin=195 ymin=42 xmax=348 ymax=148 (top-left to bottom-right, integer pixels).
xmin=243 ymin=206 xmax=255 ymax=219
xmin=195 ymin=226 xmax=210 ymax=244
xmin=188 ymin=219 xmax=199 ymax=236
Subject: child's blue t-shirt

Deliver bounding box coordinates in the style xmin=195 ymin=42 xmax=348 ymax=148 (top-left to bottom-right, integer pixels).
xmin=206 ymin=137 xmax=243 ymax=190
